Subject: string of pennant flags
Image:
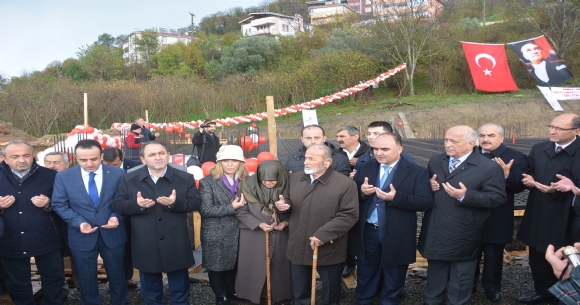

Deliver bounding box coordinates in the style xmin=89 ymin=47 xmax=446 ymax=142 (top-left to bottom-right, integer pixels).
xmin=110 ymin=63 xmax=407 ymax=132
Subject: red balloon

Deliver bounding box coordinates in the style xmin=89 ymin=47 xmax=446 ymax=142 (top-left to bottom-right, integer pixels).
xmin=84 ymin=126 xmax=95 ymax=134
xmin=185 ymin=134 xmax=191 ymax=139
xmin=195 ymin=180 xmax=200 ymax=189
xmin=257 ymin=152 xmax=276 ymax=163
xmin=166 ymin=127 xmax=174 ymax=133
xmin=71 ymin=128 xmax=82 ymax=134
xmin=100 ymin=142 xmax=107 ymax=148
xmin=245 ymin=158 xmax=258 ymax=172
xmin=258 ymin=136 xmax=267 ymax=144
xmin=240 ymin=136 xmax=254 ymax=151
xmin=94 ymin=136 xmax=99 ymax=141
xmin=396 ymin=121 xmax=403 ymax=127
xmin=201 ymin=162 xmax=216 ymax=177
xmin=177 ymin=129 xmax=184 ymax=135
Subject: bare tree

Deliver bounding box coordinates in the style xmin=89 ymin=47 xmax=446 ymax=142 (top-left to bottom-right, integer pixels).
xmin=519 ymin=0 xmax=580 ymax=59
xmin=369 ymin=0 xmax=444 ymax=95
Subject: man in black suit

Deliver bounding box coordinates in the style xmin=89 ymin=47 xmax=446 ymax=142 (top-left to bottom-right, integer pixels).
xmin=191 ymin=120 xmax=222 ymax=163
xmin=516 ymin=113 xmax=580 ymax=304
xmin=419 ymin=125 xmax=506 ymax=305
xmin=352 ymin=133 xmax=433 ymax=304
xmin=136 ymin=118 xmax=160 ymax=142
xmin=102 ymin=147 xmax=141 ymax=288
xmin=102 ymin=148 xmax=142 ymax=172
xmin=473 ymin=123 xmax=528 ymax=302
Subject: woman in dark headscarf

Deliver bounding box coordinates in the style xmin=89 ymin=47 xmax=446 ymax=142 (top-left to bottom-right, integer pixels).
xmin=236 ymin=160 xmax=292 ymax=305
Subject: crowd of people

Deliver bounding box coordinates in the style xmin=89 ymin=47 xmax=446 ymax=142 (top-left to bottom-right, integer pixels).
xmin=1 ymin=114 xmax=580 ymax=305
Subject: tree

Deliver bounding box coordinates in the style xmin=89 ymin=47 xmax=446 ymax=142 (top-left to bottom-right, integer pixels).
xmin=515 ymin=0 xmax=580 ymax=59
xmin=62 ymin=58 xmax=90 ymax=81
xmin=220 ymin=36 xmax=283 ymax=74
xmin=134 ymin=30 xmax=160 ymax=66
xmin=115 ymin=34 xmax=129 ymax=48
xmin=77 ymin=43 xmax=125 ymax=80
xmin=97 ymin=33 xmax=116 ymax=48
xmin=369 ymin=0 xmax=444 ymax=95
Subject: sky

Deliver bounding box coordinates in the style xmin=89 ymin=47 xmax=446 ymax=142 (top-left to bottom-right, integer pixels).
xmin=0 ymin=0 xmax=265 ymax=78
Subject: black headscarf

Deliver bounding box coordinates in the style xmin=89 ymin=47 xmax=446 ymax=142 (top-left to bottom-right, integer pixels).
xmin=240 ymin=160 xmax=288 ymax=219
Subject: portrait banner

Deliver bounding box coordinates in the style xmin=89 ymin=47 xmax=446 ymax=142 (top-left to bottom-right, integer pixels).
xmin=508 ymin=36 xmax=573 ymax=86
xmin=461 ymin=42 xmax=518 ymax=92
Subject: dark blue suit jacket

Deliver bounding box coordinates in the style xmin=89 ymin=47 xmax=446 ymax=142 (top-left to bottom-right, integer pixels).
xmin=52 ymin=164 xmax=127 ymax=251
xmin=122 ymin=158 xmax=142 ymax=172
xmin=351 ymin=157 xmax=433 ymax=268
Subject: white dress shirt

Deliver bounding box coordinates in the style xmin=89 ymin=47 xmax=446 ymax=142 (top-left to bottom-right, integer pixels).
xmin=81 ymin=165 xmax=103 ymax=196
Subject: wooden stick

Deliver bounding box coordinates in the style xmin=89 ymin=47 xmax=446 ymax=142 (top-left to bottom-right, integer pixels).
xmin=265 ymin=231 xmax=272 ymax=305
xmin=266 ymin=96 xmax=278 ymax=157
xmin=311 ymin=244 xmax=318 ymax=305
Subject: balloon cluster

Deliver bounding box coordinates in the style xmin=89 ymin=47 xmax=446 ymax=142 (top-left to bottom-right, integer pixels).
xmin=185 ymin=151 xmax=277 ymax=187
xmin=38 ymin=125 xmax=123 ymax=166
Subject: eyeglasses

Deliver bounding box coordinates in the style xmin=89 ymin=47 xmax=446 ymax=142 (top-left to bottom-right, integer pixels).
xmin=547 ymin=125 xmax=578 ymax=131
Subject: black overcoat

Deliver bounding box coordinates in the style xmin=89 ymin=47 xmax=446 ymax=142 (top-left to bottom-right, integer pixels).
xmin=517 ymin=138 xmax=580 ymax=251
xmin=480 ymin=144 xmax=528 ymax=244
xmin=112 ymin=165 xmax=201 ymax=273
xmin=418 ymin=150 xmax=506 ymax=261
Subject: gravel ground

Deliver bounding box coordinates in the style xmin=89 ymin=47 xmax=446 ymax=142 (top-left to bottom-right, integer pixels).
xmin=57 ymin=263 xmax=541 ymax=305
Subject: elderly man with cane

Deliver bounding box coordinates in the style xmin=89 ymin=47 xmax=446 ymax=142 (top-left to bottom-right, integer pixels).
xmin=276 ymin=144 xmax=358 ymax=305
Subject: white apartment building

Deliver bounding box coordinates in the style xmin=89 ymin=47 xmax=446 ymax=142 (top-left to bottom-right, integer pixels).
xmin=240 ymin=13 xmax=304 ymax=37
xmin=123 ymin=28 xmax=192 ymax=63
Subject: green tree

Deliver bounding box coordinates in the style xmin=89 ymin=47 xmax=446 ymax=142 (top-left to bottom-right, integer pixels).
xmin=220 ymin=36 xmax=283 ymax=74
xmin=62 ymin=58 xmax=90 ymax=81
xmin=77 ymin=43 xmax=125 ymax=80
xmin=134 ymin=30 xmax=160 ymax=65
xmin=97 ymin=33 xmax=116 ymax=48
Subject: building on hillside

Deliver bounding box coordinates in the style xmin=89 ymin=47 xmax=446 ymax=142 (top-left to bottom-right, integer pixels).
xmin=373 ymin=0 xmax=443 ymax=19
xmin=123 ymin=28 xmax=193 ymax=63
xmin=239 ymin=12 xmax=305 ymax=37
xmin=307 ymin=0 xmax=360 ymax=25
xmin=345 ymin=0 xmax=374 ymax=15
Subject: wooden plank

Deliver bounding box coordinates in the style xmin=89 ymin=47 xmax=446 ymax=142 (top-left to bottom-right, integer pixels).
xmin=266 ymin=96 xmax=278 ymax=157
xmin=342 ymin=273 xmax=357 ymax=289
xmin=514 ymin=209 xmax=525 ymax=217
xmin=398 ymin=112 xmax=416 ymax=138
xmin=193 ymin=211 xmax=201 ymax=250
xmin=189 ymin=272 xmax=210 ymax=283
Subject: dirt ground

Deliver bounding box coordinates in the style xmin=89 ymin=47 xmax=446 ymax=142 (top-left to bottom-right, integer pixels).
xmin=2 ymin=98 xmax=580 ymax=147
xmin=274 ymin=98 xmax=580 ymax=139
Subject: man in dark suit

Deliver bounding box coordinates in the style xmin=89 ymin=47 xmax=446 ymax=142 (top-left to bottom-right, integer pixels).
xmin=102 ymin=147 xmax=141 ymax=288
xmin=52 ymin=140 xmax=128 ymax=305
xmin=102 ymin=148 xmax=141 ymax=172
xmin=113 ymin=141 xmax=201 ymax=305
xmin=419 ymin=125 xmax=506 ymax=305
xmin=352 ymin=133 xmax=433 ymax=304
xmin=136 ymin=118 xmax=160 ymax=142
xmin=0 ymin=141 xmax=64 ymax=304
xmin=516 ymin=113 xmax=580 ymax=304
xmin=473 ymin=123 xmax=528 ymax=302
xmin=191 ymin=120 xmax=222 ymax=163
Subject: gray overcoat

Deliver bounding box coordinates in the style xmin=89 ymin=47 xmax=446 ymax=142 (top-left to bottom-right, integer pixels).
xmin=199 ymin=175 xmax=240 ymax=271
xmin=235 ymin=203 xmax=292 ymax=304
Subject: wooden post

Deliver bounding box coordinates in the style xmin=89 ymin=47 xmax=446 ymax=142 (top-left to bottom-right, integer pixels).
xmin=83 ymin=93 xmax=88 ymax=126
xmin=146 ymin=110 xmax=149 ymax=122
xmin=266 ymin=96 xmax=278 ymax=157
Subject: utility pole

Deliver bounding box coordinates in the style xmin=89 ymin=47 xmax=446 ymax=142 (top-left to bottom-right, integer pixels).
xmin=189 ymin=12 xmax=195 ymax=36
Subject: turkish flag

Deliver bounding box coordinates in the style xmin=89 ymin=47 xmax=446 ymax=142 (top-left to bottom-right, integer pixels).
xmin=461 ymin=42 xmax=518 ymax=92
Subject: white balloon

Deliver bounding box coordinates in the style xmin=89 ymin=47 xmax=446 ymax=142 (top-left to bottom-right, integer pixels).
xmin=187 ymin=166 xmax=204 ymax=180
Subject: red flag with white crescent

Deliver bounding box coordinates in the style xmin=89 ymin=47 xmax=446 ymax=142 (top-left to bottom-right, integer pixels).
xmin=461 ymin=42 xmax=518 ymax=92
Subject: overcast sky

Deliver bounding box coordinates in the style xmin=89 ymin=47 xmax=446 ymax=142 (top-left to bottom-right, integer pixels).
xmin=0 ymin=0 xmax=265 ymax=78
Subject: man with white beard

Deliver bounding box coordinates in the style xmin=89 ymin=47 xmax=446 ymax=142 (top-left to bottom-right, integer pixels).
xmin=276 ymin=144 xmax=359 ymax=305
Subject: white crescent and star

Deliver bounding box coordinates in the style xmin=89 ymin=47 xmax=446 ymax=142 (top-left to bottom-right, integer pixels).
xmin=474 ymin=53 xmax=496 ymax=76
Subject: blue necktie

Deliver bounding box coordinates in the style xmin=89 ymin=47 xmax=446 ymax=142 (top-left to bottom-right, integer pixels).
xmin=88 ymin=172 xmax=99 ymax=208
xmin=449 ymin=158 xmax=460 ymax=172
xmin=369 ymin=165 xmax=391 ymax=224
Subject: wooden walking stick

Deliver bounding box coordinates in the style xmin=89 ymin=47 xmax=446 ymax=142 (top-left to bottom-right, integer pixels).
xmin=311 ymin=239 xmax=319 ymax=305
xmin=265 ymin=231 xmax=272 ymax=305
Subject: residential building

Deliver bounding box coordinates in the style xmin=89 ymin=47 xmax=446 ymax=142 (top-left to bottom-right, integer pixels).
xmin=240 ymin=12 xmax=304 ymax=37
xmin=122 ymin=28 xmax=193 ymax=63
xmin=306 ymin=0 xmax=360 ymax=25
xmin=373 ymin=0 xmax=443 ymax=19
